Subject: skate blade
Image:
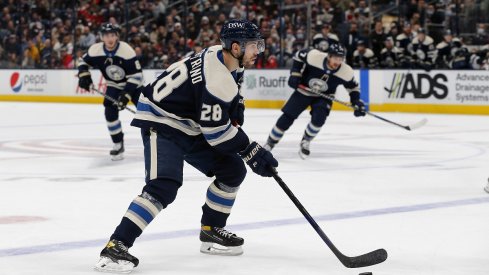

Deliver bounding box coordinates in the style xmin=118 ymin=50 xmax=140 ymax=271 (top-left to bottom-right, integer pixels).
xmin=200 ymin=242 xmax=243 ymax=256
xmin=111 ymin=154 xmax=124 ymax=161
xmin=94 ymin=256 xmax=134 ymax=274
xmin=298 ymin=150 xmax=309 ymax=160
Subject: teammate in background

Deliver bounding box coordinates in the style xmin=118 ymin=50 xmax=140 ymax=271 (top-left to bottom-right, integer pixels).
xmin=352 ymin=40 xmax=379 ymax=68
xmin=263 ymin=43 xmax=366 ymax=159
xmin=435 ymin=30 xmax=455 ymax=69
xmin=379 ymin=36 xmax=405 ymax=68
xmin=449 ymin=38 xmax=471 ymax=69
xmin=395 ymin=23 xmax=413 ymax=60
xmin=408 ymin=28 xmax=435 ymax=71
xmin=78 ymin=23 xmax=143 ymax=161
xmin=470 ymin=47 xmax=489 ymax=70
xmin=94 ymin=19 xmax=278 ymax=273
xmin=311 ymin=24 xmax=340 ymax=53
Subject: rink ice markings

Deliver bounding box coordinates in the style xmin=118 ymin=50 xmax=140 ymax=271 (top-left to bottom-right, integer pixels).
xmin=1 ymin=196 xmax=488 ymax=257
xmin=0 ymin=216 xmax=48 ymax=224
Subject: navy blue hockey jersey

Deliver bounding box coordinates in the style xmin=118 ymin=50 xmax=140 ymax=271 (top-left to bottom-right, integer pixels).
xmin=78 ymin=41 xmax=143 ymax=92
xmin=131 ymin=45 xmax=250 ymax=154
xmin=292 ymin=48 xmax=360 ymax=97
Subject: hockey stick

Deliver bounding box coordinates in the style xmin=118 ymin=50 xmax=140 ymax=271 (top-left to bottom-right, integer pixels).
xmin=271 ymin=169 xmax=388 ymax=268
xmin=298 ymin=85 xmax=427 ymax=131
xmin=90 ymin=86 xmax=136 ymax=114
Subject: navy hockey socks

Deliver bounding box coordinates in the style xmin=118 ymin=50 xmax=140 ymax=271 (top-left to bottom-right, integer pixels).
xmin=201 ymin=181 xmax=239 ymax=227
xmin=107 ymin=119 xmax=123 ymax=143
xmin=303 ymin=122 xmax=322 ymax=141
xmin=111 ymin=192 xmax=163 ymax=247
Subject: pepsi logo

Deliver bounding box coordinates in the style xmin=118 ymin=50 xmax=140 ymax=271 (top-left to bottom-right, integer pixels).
xmin=10 ymin=72 xmax=22 ymax=93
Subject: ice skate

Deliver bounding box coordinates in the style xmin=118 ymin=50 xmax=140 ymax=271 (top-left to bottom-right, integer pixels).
xmin=110 ymin=141 xmax=124 ymax=161
xmin=298 ymin=139 xmax=310 ymax=159
xmin=200 ymin=226 xmax=244 ymax=256
xmin=94 ymin=239 xmax=139 ymax=274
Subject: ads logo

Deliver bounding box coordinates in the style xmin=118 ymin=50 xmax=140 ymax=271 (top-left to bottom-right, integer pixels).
xmin=245 ymin=74 xmax=257 ymax=89
xmin=10 ymin=72 xmax=22 ymax=93
xmin=384 ymin=73 xmax=448 ymax=99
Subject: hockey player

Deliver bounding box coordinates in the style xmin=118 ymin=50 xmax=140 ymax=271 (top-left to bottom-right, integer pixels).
xmin=94 ymin=19 xmax=278 ymax=273
xmin=408 ymin=28 xmax=435 ymax=71
xmin=396 ymin=23 xmax=413 ymax=56
xmin=435 ymin=30 xmax=454 ymax=69
xmin=379 ymin=36 xmax=405 ymax=68
xmin=311 ymin=26 xmax=340 ymax=53
xmin=449 ymin=38 xmax=471 ymax=69
xmin=264 ymin=43 xmax=366 ymax=159
xmin=352 ymin=40 xmax=379 ymax=68
xmin=78 ymin=23 xmax=143 ymax=160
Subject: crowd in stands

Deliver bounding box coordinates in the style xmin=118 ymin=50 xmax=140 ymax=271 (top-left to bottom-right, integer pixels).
xmin=1 ymin=0 xmax=488 ymax=70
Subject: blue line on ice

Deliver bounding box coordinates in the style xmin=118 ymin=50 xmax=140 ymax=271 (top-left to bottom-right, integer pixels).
xmin=1 ymin=196 xmax=488 ymax=257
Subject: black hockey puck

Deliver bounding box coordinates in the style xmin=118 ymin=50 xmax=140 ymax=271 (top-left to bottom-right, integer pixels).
xmin=359 ymin=273 xmax=372 ymax=275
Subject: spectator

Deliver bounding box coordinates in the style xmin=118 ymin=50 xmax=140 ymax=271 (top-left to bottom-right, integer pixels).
xmin=344 ymin=22 xmax=362 ymax=64
xmin=40 ymin=38 xmax=53 ymax=68
xmin=79 ymin=26 xmax=96 ymax=50
xmin=0 ymin=0 xmax=487 ymax=70
xmin=473 ymin=23 xmax=489 ymax=45
xmin=5 ymin=34 xmax=21 ymax=65
xmin=370 ymin=21 xmax=386 ymax=61
xmin=59 ymin=47 xmax=73 ymax=69
xmin=426 ymin=4 xmax=445 ymax=25
xmin=229 ymin=0 xmax=246 ymax=19
xmin=345 ymin=2 xmax=356 ymax=23
xmin=21 ymin=48 xmax=35 ymax=68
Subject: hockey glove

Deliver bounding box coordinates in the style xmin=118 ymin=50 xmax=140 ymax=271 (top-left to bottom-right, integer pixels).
xmin=117 ymin=91 xmax=132 ymax=111
xmin=78 ymin=72 xmax=93 ymax=91
xmin=288 ymin=74 xmax=301 ymax=89
xmin=230 ymin=95 xmax=245 ymax=126
xmin=239 ymin=141 xmax=278 ymax=177
xmin=351 ymin=100 xmax=366 ymax=117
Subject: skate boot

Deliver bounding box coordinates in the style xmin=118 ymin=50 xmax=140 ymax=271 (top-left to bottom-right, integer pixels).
xmin=94 ymin=239 xmax=139 ymax=274
xmin=110 ymin=141 xmax=124 ymax=161
xmin=298 ymin=139 xmax=310 ymax=159
xmin=485 ymin=178 xmax=489 ymax=194
xmin=200 ymin=226 xmax=244 ymax=256
xmin=263 ymin=137 xmax=276 ymax=151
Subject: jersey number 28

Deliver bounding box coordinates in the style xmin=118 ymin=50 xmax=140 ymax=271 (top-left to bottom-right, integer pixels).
xmin=152 ymin=59 xmax=223 ymax=122
xmin=152 ymin=61 xmax=188 ymax=102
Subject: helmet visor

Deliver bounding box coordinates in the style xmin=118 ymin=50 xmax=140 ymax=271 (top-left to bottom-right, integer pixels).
xmin=245 ymin=39 xmax=265 ymax=54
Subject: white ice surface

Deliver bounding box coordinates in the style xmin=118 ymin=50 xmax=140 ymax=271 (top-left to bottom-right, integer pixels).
xmin=0 ymin=102 xmax=488 ymax=275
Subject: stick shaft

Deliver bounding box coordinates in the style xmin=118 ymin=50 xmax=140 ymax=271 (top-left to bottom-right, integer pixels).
xmin=91 ymin=86 xmax=136 ymax=114
xmin=271 ymin=171 xmax=345 ymax=261
xmin=271 ymin=169 xmax=388 ymax=268
xmin=298 ymin=85 xmax=411 ymax=130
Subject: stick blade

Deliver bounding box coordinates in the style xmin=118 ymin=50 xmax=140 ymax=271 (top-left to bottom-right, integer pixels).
xmin=406 ymin=118 xmax=428 ymax=131
xmin=341 ymin=248 xmax=388 ymax=268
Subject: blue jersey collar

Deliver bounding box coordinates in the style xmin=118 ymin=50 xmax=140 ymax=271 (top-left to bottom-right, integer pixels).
xmin=323 ymin=58 xmax=341 ymax=74
xmin=103 ymin=42 xmax=120 ymax=57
